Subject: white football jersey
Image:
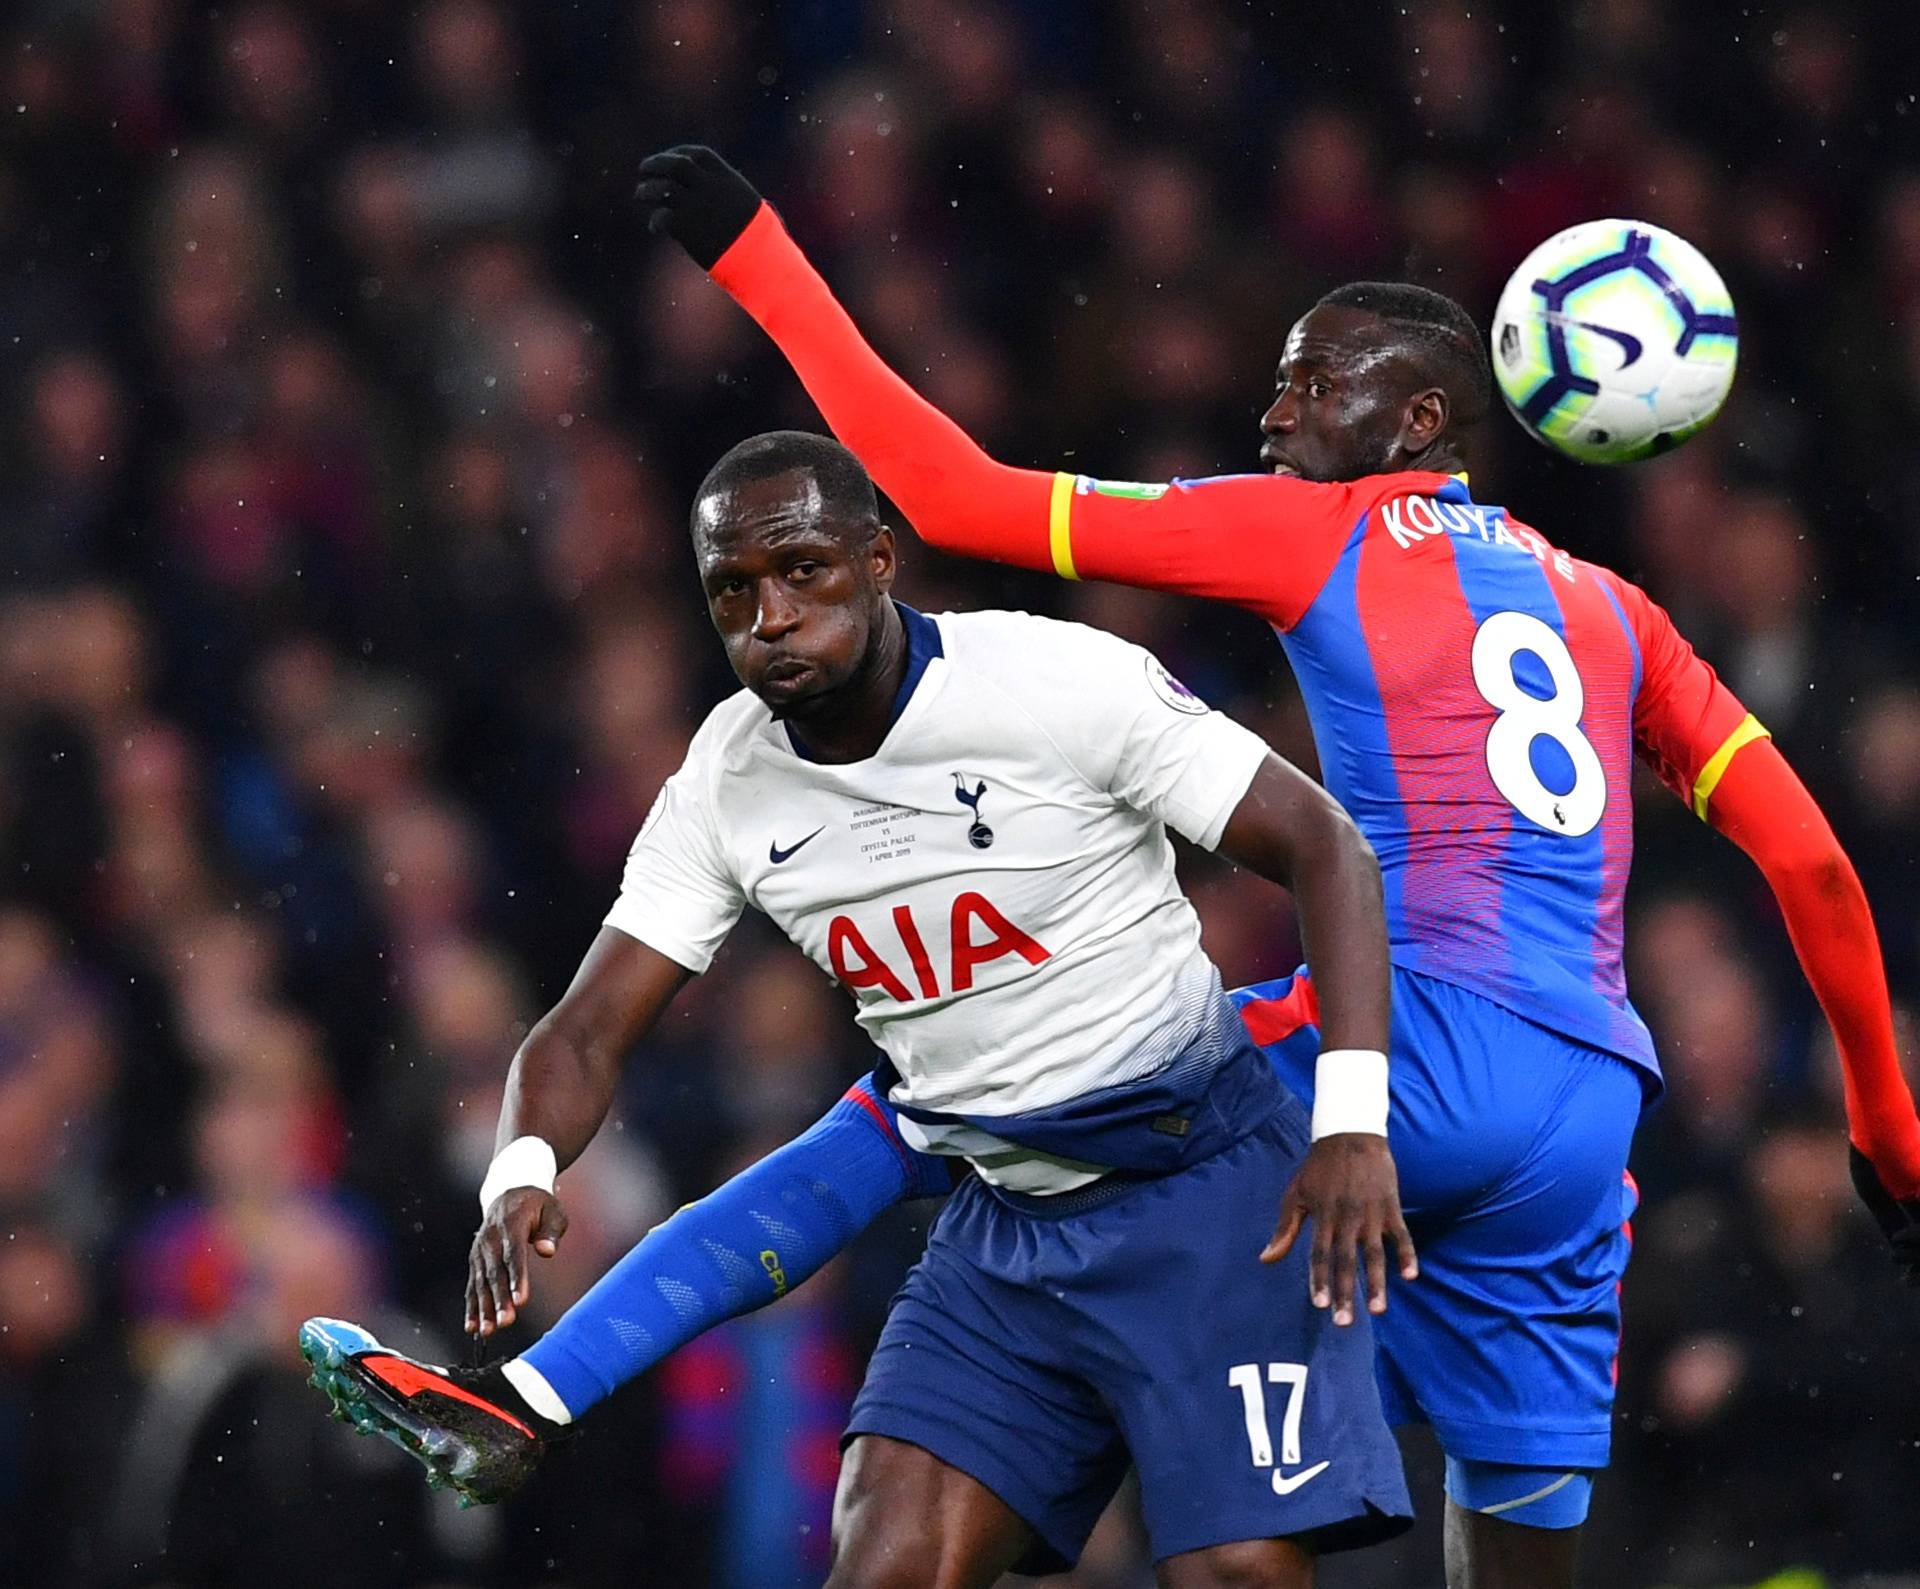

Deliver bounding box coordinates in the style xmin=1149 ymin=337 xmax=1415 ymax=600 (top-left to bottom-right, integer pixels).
xmin=605 ymin=606 xmax=1269 ymax=1188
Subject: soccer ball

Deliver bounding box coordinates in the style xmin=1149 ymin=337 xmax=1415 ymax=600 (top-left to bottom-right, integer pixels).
xmin=1490 ymin=219 xmax=1738 ymax=464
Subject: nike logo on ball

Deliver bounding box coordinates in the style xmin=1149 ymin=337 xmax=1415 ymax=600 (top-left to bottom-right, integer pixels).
xmin=1270 ymin=1460 xmax=1330 ymax=1495
xmin=769 ymin=826 xmax=825 ymax=864
xmin=1571 ymin=319 xmax=1644 ymax=368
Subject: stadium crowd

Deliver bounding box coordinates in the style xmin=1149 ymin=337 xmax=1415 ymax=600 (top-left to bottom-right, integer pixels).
xmin=2 ymin=1 xmax=1918 ymax=1585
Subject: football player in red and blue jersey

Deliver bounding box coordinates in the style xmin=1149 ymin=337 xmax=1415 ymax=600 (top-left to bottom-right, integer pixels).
xmin=601 ymin=148 xmax=1920 ymax=1589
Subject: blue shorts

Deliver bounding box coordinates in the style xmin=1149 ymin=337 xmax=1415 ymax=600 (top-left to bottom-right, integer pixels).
xmin=845 ymin=1108 xmax=1413 ymax=1573
xmin=1235 ymin=967 xmax=1644 ymax=1471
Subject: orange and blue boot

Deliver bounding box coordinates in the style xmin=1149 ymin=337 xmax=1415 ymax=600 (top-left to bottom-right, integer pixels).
xmin=299 ymin=1316 xmax=557 ymax=1506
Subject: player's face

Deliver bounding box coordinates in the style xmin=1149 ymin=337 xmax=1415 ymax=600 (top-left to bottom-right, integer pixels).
xmin=1259 ymin=306 xmax=1427 ymax=482
xmin=694 ymin=468 xmax=895 ymax=714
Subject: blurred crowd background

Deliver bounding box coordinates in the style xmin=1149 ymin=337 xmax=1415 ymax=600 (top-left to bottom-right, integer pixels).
xmin=3 ymin=1 xmax=1919 ymax=1585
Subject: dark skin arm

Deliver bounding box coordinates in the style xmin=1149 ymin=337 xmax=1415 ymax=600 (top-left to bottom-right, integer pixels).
xmin=1217 ymin=754 xmax=1417 ymax=1325
xmin=467 ymin=927 xmax=692 ymax=1337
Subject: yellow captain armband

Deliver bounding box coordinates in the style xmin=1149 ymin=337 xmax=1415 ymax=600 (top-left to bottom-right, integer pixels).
xmin=1048 ymin=471 xmax=1079 ymax=580
xmin=1691 ymin=714 xmax=1770 ymax=820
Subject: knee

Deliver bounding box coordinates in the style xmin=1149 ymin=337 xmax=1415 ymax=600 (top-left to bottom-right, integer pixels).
xmin=1160 ymin=1538 xmax=1313 ymax=1589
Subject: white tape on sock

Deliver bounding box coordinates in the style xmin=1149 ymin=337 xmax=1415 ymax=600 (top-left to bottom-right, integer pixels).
xmin=502 ymin=1357 xmax=574 ymax=1425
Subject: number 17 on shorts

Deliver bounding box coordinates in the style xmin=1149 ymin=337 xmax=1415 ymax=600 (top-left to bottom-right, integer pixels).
xmin=1229 ymin=1363 xmax=1331 ymax=1495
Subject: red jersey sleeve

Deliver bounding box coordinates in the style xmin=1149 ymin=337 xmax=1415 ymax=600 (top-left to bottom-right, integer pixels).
xmin=709 ymin=204 xmax=1411 ymax=628
xmin=711 ymin=205 xmax=1055 ymax=570
xmin=1610 ymin=571 xmax=1760 ymax=813
xmin=1050 ymin=472 xmax=1369 ymax=629
xmin=1612 ymin=572 xmax=1920 ymax=1197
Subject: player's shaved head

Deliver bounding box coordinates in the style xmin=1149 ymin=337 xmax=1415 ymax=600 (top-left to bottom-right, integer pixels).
xmin=1316 ymin=282 xmax=1493 ymax=428
xmin=1260 ymin=284 xmax=1491 ymax=484
xmin=692 ymin=429 xmax=881 ymax=547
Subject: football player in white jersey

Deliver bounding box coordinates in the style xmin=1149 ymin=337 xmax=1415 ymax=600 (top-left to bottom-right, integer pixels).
xmin=302 ymin=431 xmax=1418 ymax=1588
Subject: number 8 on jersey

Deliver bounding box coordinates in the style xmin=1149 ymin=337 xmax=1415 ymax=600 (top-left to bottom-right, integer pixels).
xmin=1471 ymin=610 xmax=1606 ymax=837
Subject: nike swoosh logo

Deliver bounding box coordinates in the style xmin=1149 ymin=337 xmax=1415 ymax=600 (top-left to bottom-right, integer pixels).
xmin=768 ymin=826 xmax=825 ymax=865
xmin=359 ymin=1354 xmax=535 ymax=1439
xmin=1571 ymin=319 xmax=1643 ymax=368
xmin=1270 ymin=1460 xmax=1331 ymax=1495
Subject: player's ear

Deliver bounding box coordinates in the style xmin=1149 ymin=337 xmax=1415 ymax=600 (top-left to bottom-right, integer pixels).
xmin=867 ymin=522 xmax=897 ymax=594
xmin=1401 ymin=387 xmax=1449 ymax=454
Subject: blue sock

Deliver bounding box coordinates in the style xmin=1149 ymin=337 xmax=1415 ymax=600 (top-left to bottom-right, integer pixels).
xmin=521 ymin=1076 xmax=948 ymax=1417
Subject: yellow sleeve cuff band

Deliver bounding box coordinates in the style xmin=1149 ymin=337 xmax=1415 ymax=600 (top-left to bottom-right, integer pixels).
xmin=1691 ymin=713 xmax=1770 ymax=820
xmin=1048 ymin=472 xmax=1079 ymax=581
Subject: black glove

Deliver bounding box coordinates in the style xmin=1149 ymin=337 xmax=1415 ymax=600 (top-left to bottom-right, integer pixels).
xmin=1849 ymin=1144 xmax=1920 ymax=1285
xmin=634 ymin=145 xmax=764 ymax=270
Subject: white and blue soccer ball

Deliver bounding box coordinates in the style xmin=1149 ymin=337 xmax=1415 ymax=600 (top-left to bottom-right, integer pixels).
xmin=1490 ymin=219 xmax=1738 ymax=464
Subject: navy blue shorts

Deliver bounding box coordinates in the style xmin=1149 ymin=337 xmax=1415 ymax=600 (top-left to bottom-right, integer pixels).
xmin=1237 ymin=966 xmax=1644 ymax=1470
xmin=844 ymin=1109 xmax=1413 ymax=1573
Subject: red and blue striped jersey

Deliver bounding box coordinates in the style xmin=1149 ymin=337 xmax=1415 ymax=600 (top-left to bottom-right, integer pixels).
xmin=1049 ymin=469 xmax=1765 ymax=1084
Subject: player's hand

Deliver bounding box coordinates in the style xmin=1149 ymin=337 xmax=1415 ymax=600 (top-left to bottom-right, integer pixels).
xmin=466 ymin=1187 xmax=569 ymax=1336
xmin=1263 ymin=1134 xmax=1417 ymax=1326
xmin=1849 ymin=1145 xmax=1920 ymax=1285
xmin=635 ymin=144 xmax=764 ymax=270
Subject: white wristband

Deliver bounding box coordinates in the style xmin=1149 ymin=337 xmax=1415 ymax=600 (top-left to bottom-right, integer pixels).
xmin=1310 ymin=1050 xmax=1390 ymax=1140
xmin=479 ymin=1135 xmax=558 ymax=1214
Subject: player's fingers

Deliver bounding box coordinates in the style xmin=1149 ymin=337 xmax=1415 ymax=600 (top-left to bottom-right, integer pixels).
xmin=1392 ymin=1212 xmax=1420 ymax=1280
xmin=1261 ymin=1191 xmax=1305 ymax=1263
xmin=1308 ymin=1208 xmax=1333 ymax=1310
xmin=470 ymin=1256 xmax=497 ymax=1336
xmin=1329 ymin=1211 xmax=1360 ymax=1326
xmin=473 ymin=1250 xmax=495 ymax=1335
xmin=1364 ymin=1223 xmax=1390 ymax=1316
xmin=503 ymin=1228 xmax=533 ymax=1315
xmin=467 ymin=1234 xmax=495 ymax=1334
xmin=637 ymin=150 xmax=699 ymax=182
xmin=633 ymin=178 xmax=679 ymax=208
xmin=504 ymin=1224 xmax=532 ymax=1307
xmin=532 ymin=1196 xmax=568 ymax=1255
xmin=483 ymin=1236 xmax=517 ymax=1328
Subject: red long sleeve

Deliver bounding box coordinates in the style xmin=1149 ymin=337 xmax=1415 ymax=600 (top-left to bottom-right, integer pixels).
xmin=708 ymin=204 xmax=1400 ymax=625
xmin=1619 ymin=571 xmax=1920 ymax=1196
xmin=709 ymin=205 xmax=1056 ymax=569
xmin=1707 ymin=741 xmax=1920 ymax=1196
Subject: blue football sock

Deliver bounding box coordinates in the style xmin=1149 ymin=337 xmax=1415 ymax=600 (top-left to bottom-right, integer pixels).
xmin=521 ymin=1076 xmax=947 ymax=1418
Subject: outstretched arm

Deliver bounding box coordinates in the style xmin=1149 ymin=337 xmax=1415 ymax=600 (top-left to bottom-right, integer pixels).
xmin=637 ymin=146 xmax=1398 ymax=627
xmin=1705 ymin=746 xmax=1920 ymax=1192
xmin=1620 ymin=574 xmax=1920 ymax=1274
xmin=516 ymin=1076 xmax=951 ymax=1419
